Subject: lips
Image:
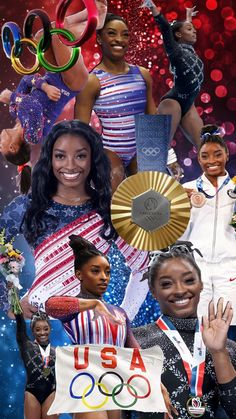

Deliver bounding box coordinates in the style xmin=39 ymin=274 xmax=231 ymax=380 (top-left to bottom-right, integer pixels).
xmin=60 ymin=172 xmax=81 ymax=180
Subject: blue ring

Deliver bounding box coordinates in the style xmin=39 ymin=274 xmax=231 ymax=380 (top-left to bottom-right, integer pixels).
xmin=1 ymin=22 xmax=22 ymax=59
xmin=70 ymin=372 xmax=95 ymax=399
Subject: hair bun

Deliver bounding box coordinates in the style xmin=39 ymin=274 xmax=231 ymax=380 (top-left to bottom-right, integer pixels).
xmin=200 ymin=124 xmax=222 ymax=141
xmin=69 ymin=235 xmax=97 ymax=254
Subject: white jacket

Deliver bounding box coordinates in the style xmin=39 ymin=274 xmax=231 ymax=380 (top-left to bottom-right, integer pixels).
xmin=181 ymin=172 xmax=236 ymax=262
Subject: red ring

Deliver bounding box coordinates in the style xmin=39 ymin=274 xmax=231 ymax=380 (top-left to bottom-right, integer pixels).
xmin=55 ymin=0 xmax=98 ymax=47
xmin=127 ymin=374 xmax=151 ymax=399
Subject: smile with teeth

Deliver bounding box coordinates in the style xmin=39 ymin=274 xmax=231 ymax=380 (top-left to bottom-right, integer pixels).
xmin=60 ymin=172 xmax=81 ymax=180
xmin=172 ymin=298 xmax=191 ymax=305
xmin=112 ymin=45 xmax=124 ymax=50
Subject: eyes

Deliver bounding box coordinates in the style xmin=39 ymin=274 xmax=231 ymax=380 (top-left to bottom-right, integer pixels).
xmin=200 ymin=151 xmax=223 ymax=160
xmin=54 ymin=152 xmax=88 ymax=160
xmin=106 ymin=30 xmax=129 ymax=38
xmin=91 ymin=268 xmax=110 ymax=277
xmin=160 ymin=277 xmax=196 ymax=289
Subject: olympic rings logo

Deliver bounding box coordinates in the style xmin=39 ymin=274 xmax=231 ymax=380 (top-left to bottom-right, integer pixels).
xmin=69 ymin=371 xmax=151 ymax=409
xmin=141 ymin=147 xmax=160 ymax=157
xmin=1 ymin=0 xmax=98 ymax=75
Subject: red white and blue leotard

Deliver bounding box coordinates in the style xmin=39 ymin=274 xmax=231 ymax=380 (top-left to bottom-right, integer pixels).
xmin=92 ymin=65 xmax=147 ymax=166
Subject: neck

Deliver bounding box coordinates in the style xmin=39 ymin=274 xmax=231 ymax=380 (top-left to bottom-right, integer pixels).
xmin=79 ymin=288 xmax=103 ymax=300
xmin=53 ymin=185 xmax=91 ymax=205
xmin=99 ymin=58 xmax=129 ymax=74
xmin=204 ymin=171 xmax=226 ymax=187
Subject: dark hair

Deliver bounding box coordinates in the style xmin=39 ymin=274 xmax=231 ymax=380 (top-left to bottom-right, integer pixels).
xmin=23 ymin=120 xmax=116 ymax=244
xmin=96 ymin=12 xmax=128 ymax=36
xmin=4 ymin=143 xmax=31 ymax=194
xmin=30 ymin=311 xmax=51 ymax=330
xmin=69 ymin=234 xmax=108 ymax=272
xmin=16 ymin=164 xmax=32 ymax=194
xmin=199 ymin=124 xmax=228 ymax=154
xmin=148 ymin=241 xmax=202 ymax=290
xmin=171 ymin=20 xmax=186 ymax=41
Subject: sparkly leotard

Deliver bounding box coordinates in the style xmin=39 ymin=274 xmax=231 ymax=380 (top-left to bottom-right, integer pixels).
xmin=15 ymin=314 xmax=56 ymax=404
xmin=134 ymin=316 xmax=236 ymax=418
xmin=92 ymin=65 xmax=147 ymax=166
xmin=9 ymin=72 xmax=79 ymax=144
xmin=154 ymin=14 xmax=204 ymax=116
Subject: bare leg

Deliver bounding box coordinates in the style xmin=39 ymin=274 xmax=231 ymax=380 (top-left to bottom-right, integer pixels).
xmin=42 ymin=391 xmax=58 ymax=419
xmin=108 ymin=410 xmax=121 ymax=419
xmin=157 ymin=98 xmax=182 ymax=144
xmin=104 ymin=148 xmax=125 ymax=193
xmin=74 ymin=411 xmax=108 ymax=419
xmin=24 ymin=391 xmax=41 ymax=419
xmin=180 ymin=104 xmax=203 ymax=149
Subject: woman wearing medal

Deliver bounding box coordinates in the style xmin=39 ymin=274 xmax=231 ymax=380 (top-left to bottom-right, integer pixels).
xmin=181 ymin=124 xmax=236 ymax=330
xmin=133 ymin=243 xmax=236 ymax=418
xmin=15 ymin=312 xmax=57 ymax=419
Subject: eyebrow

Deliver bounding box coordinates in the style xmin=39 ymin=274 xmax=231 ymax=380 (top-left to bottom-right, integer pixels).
xmin=53 ymin=147 xmax=89 ymax=152
xmin=159 ymin=271 xmax=194 ymax=280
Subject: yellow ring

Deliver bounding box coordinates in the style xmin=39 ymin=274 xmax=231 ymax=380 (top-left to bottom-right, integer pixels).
xmin=11 ymin=38 xmax=40 ymax=75
xmin=82 ymin=381 xmax=109 ymax=410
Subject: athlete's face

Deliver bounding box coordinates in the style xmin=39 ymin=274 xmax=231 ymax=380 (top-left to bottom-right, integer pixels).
xmin=77 ymin=256 xmax=111 ymax=297
xmin=198 ymin=142 xmax=228 ymax=178
xmin=176 ymin=21 xmax=197 ymax=44
xmin=151 ymin=258 xmax=202 ymax=318
xmin=52 ymin=134 xmax=91 ymax=193
xmin=32 ymin=320 xmax=51 ymax=345
xmin=0 ymin=125 xmax=23 ymax=155
xmin=97 ymin=19 xmax=129 ymax=60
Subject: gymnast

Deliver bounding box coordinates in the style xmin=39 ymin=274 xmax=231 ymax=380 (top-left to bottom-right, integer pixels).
xmin=0 ymin=0 xmax=107 ymax=193
xmin=141 ymin=1 xmax=204 ymax=158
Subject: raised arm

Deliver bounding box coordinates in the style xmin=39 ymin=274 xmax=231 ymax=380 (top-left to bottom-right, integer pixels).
xmin=186 ymin=6 xmax=198 ymax=23
xmin=15 ymin=313 xmax=30 ymax=347
xmin=74 ymin=73 xmax=100 ymax=122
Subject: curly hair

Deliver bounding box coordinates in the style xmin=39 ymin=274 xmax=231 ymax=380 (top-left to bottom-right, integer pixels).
xmin=23 ymin=120 xmax=115 ymax=244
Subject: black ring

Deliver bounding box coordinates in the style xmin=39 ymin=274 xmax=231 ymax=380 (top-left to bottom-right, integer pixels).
xmin=98 ymin=371 xmax=124 ymax=397
xmin=23 ymin=9 xmax=52 ymax=52
xmin=227 ymin=189 xmax=236 ymax=199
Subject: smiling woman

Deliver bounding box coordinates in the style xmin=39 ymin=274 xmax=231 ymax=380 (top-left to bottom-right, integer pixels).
xmin=133 ymin=244 xmax=236 ymax=419
xmin=75 ymin=12 xmax=157 ymax=191
xmin=181 ymin=124 xmax=236 ymax=326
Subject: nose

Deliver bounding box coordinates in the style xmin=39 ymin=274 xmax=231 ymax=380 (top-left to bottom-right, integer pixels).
xmin=173 ymin=281 xmax=187 ymax=295
xmin=65 ymin=156 xmax=78 ymax=169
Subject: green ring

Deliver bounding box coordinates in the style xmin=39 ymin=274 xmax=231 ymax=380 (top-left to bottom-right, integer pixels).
xmin=37 ymin=28 xmax=80 ymax=73
xmin=112 ymin=383 xmax=138 ymax=408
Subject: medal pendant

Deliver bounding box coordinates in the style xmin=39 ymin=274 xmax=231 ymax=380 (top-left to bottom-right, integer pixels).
xmin=186 ymin=396 xmax=206 ymax=417
xmin=42 ymin=367 xmax=51 ymax=377
xmin=190 ymin=192 xmax=206 ymax=208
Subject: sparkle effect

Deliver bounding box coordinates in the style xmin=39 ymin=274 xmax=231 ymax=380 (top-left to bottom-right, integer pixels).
xmin=0 ymin=0 xmax=236 ymax=418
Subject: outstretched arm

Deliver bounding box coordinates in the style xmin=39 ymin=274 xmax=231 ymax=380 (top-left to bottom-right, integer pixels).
xmin=202 ymin=298 xmax=236 ymax=384
xmin=45 ymin=296 xmax=123 ymax=324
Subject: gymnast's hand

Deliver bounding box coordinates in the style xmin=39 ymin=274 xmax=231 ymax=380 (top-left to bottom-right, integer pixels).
xmin=202 ymin=298 xmax=233 ymax=354
xmin=95 ymin=0 xmax=108 ymax=29
xmin=42 ymin=84 xmax=61 ymax=102
xmin=186 ymin=6 xmax=198 ymax=22
xmin=93 ymin=300 xmax=125 ymax=325
xmin=161 ymin=383 xmax=179 ymax=419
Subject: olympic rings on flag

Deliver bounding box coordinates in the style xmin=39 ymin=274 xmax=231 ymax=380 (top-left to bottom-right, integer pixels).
xmin=2 ymin=22 xmax=22 ymax=59
xmin=56 ymin=0 xmax=98 ymax=47
xmin=127 ymin=374 xmax=151 ymax=399
xmin=69 ymin=371 xmax=151 ymax=409
xmin=82 ymin=382 xmax=109 ymax=410
xmin=98 ymin=371 xmax=124 ymax=396
xmin=11 ymin=38 xmax=40 ymax=75
xmin=70 ymin=372 xmax=95 ymax=399
xmin=112 ymin=383 xmax=138 ymax=408
xmin=23 ymin=9 xmax=52 ymax=53
xmin=37 ymin=29 xmax=80 ymax=73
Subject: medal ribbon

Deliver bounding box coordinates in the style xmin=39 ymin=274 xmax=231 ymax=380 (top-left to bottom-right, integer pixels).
xmin=196 ymin=175 xmax=230 ymax=199
xmin=38 ymin=343 xmax=51 ymax=368
xmin=156 ymin=315 xmax=206 ymax=397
